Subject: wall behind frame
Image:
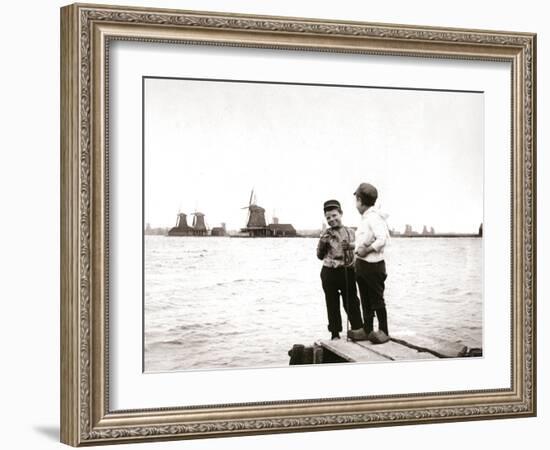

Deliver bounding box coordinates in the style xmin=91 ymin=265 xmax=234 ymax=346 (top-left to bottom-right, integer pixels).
xmin=0 ymin=0 xmax=545 ymax=449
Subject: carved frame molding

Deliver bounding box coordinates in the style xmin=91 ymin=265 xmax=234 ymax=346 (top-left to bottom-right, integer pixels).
xmin=61 ymin=3 xmax=536 ymax=446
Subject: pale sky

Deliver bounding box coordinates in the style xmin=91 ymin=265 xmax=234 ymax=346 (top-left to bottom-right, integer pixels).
xmin=144 ymin=77 xmax=483 ymax=233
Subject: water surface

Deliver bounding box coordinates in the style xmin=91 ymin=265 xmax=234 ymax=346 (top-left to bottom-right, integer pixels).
xmin=144 ymin=236 xmax=482 ymax=371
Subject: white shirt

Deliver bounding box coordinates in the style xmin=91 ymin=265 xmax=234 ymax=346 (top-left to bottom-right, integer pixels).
xmin=355 ymin=207 xmax=390 ymax=263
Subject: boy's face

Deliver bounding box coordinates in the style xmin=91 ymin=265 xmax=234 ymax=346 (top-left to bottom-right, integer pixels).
xmin=324 ymin=209 xmax=343 ymax=228
xmin=355 ymin=197 xmax=367 ymax=214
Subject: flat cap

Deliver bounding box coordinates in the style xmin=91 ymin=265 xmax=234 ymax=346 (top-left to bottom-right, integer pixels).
xmin=323 ymin=199 xmax=341 ymax=211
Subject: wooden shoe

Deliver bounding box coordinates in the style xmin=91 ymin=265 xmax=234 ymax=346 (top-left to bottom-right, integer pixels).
xmin=347 ymin=328 xmax=369 ymax=341
xmin=367 ymin=330 xmax=390 ymax=344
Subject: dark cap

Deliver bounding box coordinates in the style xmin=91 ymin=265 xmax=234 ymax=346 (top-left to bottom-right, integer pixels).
xmin=354 ymin=183 xmax=378 ymax=206
xmin=323 ymin=199 xmax=341 ymax=212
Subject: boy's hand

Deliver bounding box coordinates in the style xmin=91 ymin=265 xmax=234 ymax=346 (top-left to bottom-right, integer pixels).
xmin=320 ymin=231 xmax=332 ymax=243
xmin=341 ymin=241 xmax=355 ymax=251
xmin=355 ymin=245 xmax=368 ymax=258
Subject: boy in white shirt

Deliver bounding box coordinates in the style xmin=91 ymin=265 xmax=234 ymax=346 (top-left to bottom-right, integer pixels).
xmin=353 ymin=183 xmax=391 ymax=338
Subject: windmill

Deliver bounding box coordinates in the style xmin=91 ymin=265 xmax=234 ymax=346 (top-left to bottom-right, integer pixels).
xmin=241 ymin=188 xmax=267 ymax=229
xmin=190 ymin=211 xmax=208 ymax=236
xmin=175 ymin=213 xmax=190 ymax=229
xmin=168 ymin=212 xmax=194 ymax=236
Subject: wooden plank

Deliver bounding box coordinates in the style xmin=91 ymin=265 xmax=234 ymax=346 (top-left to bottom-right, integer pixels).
xmin=355 ymin=340 xmax=439 ymax=361
xmin=318 ymin=339 xmax=391 ymax=362
xmin=390 ymin=334 xmax=468 ymax=358
xmin=316 ymin=334 xmax=471 ymax=364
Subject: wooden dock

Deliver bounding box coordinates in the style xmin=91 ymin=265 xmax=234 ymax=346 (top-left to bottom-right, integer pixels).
xmin=319 ymin=338 xmax=440 ymax=363
xmin=288 ymin=335 xmax=482 ymax=365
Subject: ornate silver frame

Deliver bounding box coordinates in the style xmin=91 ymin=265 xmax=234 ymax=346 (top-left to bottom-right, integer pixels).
xmin=60 ymin=3 xmax=536 ymax=446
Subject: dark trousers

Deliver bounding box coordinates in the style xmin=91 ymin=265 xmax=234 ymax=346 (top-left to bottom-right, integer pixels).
xmin=320 ymin=266 xmax=363 ymax=333
xmin=355 ymin=259 xmax=389 ymax=335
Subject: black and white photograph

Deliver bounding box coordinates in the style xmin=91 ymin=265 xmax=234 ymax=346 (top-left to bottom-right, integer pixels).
xmin=143 ymin=76 xmax=484 ymax=372
xmin=1 ymin=0 xmax=545 ymax=447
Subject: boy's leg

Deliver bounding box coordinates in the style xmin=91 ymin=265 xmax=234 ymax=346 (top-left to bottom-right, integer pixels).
xmin=363 ymin=261 xmax=389 ymax=335
xmin=321 ymin=267 xmax=342 ymax=334
xmin=342 ymin=266 xmax=364 ymax=330
xmin=355 ymin=260 xmax=374 ymax=334
xmin=375 ymin=306 xmax=389 ymax=335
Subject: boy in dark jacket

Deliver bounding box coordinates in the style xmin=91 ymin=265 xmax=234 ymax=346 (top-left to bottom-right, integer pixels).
xmin=317 ymin=200 xmax=366 ymax=340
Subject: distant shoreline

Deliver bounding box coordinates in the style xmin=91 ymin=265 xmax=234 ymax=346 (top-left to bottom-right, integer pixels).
xmin=146 ymin=233 xmax=482 ymax=239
